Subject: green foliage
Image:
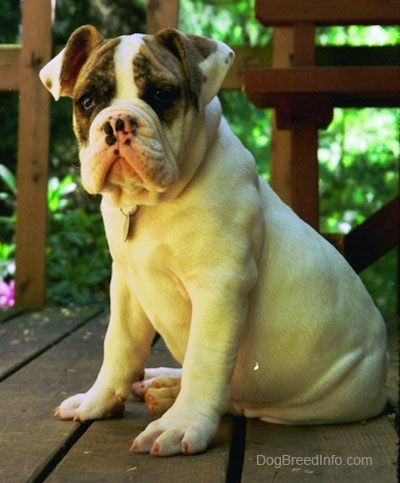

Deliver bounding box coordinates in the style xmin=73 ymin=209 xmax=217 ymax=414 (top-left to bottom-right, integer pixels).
xmin=45 ymin=175 xmax=111 ymax=305
xmin=317 ymin=25 xmax=399 ymax=46
xmin=0 ymin=242 xmax=15 ymax=281
xmin=53 ymin=0 xmax=146 ymax=42
xmin=0 ymin=163 xmax=16 ymax=199
xmin=0 ymin=162 xmax=16 ymax=282
xmin=0 ymin=165 xmax=110 ymax=305
xmin=0 ymin=163 xmax=16 ymax=251
xmin=48 ymin=175 xmax=77 ymax=214
xmin=319 ymin=107 xmax=398 ymax=314
xmin=179 ymin=0 xmax=272 ymax=45
xmin=0 ymin=1 xmax=20 ymax=43
xmin=319 ymin=108 xmax=399 ymax=233
xmin=219 ymin=91 xmax=271 ymax=178
xmin=46 ymin=202 xmax=111 ymax=306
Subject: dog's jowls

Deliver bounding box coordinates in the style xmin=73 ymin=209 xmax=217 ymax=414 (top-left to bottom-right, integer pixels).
xmin=40 ymin=26 xmax=388 ymax=456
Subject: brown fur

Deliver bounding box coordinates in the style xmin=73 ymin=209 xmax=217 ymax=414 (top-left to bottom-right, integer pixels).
xmin=72 ymin=38 xmax=120 ymax=145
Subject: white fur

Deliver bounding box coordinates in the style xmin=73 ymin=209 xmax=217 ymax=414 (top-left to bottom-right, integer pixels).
xmin=39 ymin=48 xmax=65 ymax=100
xmin=113 ymin=35 xmax=143 ymax=103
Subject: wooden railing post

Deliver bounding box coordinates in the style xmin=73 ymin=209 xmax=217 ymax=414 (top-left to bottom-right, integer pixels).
xmin=14 ymin=0 xmax=52 ymax=308
xmin=269 ymin=28 xmax=293 ymax=207
xmin=146 ymin=0 xmax=179 ymax=33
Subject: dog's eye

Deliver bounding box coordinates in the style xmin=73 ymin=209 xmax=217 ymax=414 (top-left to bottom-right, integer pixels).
xmin=152 ymin=86 xmax=180 ymax=104
xmin=79 ymin=94 xmax=96 ymax=112
xmin=153 ymin=89 xmax=171 ymax=103
xmin=142 ymin=84 xmax=181 ymax=121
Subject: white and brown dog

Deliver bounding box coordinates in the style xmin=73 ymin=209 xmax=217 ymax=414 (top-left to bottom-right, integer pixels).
xmin=40 ymin=26 xmax=388 ymax=456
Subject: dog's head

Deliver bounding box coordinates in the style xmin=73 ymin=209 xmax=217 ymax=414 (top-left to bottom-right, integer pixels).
xmin=40 ymin=26 xmax=234 ymax=206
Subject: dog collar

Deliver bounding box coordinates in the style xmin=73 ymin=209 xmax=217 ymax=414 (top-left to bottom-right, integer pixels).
xmin=120 ymin=207 xmax=139 ymax=242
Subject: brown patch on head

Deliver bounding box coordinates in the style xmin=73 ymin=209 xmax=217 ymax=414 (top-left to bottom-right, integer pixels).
xmin=133 ymin=45 xmax=184 ymax=125
xmin=72 ymin=38 xmax=120 ymax=146
xmin=138 ymin=29 xmax=218 ymax=119
xmin=154 ymin=29 xmax=217 ymax=110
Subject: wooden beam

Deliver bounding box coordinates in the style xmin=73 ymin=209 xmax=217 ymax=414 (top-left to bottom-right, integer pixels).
xmin=222 ymin=45 xmax=272 ymax=90
xmin=344 ymin=197 xmax=400 ymax=273
xmin=0 ymin=46 xmax=20 ymax=91
xmin=146 ymin=0 xmax=179 ymax=33
xmin=255 ymin=0 xmax=400 ymax=26
xmin=244 ymin=66 xmax=400 ymax=108
xmin=293 ymin=22 xmax=315 ymax=66
xmin=14 ymin=0 xmax=52 ymax=309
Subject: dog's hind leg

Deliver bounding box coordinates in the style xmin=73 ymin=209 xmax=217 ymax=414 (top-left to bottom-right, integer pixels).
xmin=132 ymin=367 xmax=181 ymax=417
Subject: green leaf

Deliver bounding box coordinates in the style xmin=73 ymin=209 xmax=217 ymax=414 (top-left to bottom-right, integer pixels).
xmin=0 ymin=164 xmax=16 ymax=195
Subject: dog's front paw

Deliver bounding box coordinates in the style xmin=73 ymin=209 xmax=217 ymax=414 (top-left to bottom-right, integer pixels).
xmin=131 ymin=407 xmax=219 ymax=456
xmin=55 ymin=388 xmax=125 ymax=422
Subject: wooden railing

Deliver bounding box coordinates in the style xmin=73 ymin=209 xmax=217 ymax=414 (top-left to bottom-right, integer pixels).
xmin=0 ymin=0 xmax=51 ymax=308
xmin=244 ymin=0 xmax=399 ymax=293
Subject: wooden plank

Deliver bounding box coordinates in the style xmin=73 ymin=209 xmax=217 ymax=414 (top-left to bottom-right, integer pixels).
xmin=226 ymin=45 xmax=400 ymax=90
xmin=0 ymin=311 xmax=109 ymax=483
xmin=244 ymin=66 xmax=400 ymax=108
xmin=0 ymin=45 xmax=20 ymax=90
xmin=242 ymin=417 xmax=398 ymax=482
xmin=255 ymin=0 xmax=400 ymax=26
xmin=146 ymin=0 xmax=179 ymax=34
xmin=0 ymin=307 xmax=24 ymax=323
xmin=46 ymin=337 xmax=234 ymax=482
xmin=14 ymin=0 xmax=52 ymax=309
xmin=47 ymin=405 xmax=233 ymax=482
xmin=344 ymin=196 xmax=400 ymax=272
xmin=0 ymin=306 xmax=103 ymax=381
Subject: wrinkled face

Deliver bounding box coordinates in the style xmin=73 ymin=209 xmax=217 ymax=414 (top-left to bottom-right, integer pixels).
xmin=73 ymin=34 xmax=191 ymax=201
xmin=40 ymin=26 xmax=234 ymax=206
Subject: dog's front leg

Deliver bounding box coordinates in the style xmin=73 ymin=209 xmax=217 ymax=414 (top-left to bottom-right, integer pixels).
xmin=132 ymin=269 xmax=254 ymax=456
xmin=55 ymin=267 xmax=155 ymax=421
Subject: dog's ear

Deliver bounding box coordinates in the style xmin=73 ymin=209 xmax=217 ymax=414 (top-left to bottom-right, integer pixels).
xmin=40 ymin=25 xmax=104 ymax=100
xmin=153 ymin=29 xmax=234 ymax=112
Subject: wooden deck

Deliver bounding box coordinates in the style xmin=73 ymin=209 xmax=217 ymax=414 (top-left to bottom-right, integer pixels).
xmin=0 ymin=307 xmax=398 ymax=482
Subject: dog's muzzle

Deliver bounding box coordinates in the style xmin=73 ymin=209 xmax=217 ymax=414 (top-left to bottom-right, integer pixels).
xmin=79 ymin=104 xmax=179 ymax=196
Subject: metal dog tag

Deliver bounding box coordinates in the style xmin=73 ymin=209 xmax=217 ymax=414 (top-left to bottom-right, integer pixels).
xmin=121 ymin=207 xmax=138 ymax=242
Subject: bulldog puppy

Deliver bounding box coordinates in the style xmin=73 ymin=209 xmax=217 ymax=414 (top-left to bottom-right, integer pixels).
xmin=40 ymin=25 xmax=388 ymax=456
